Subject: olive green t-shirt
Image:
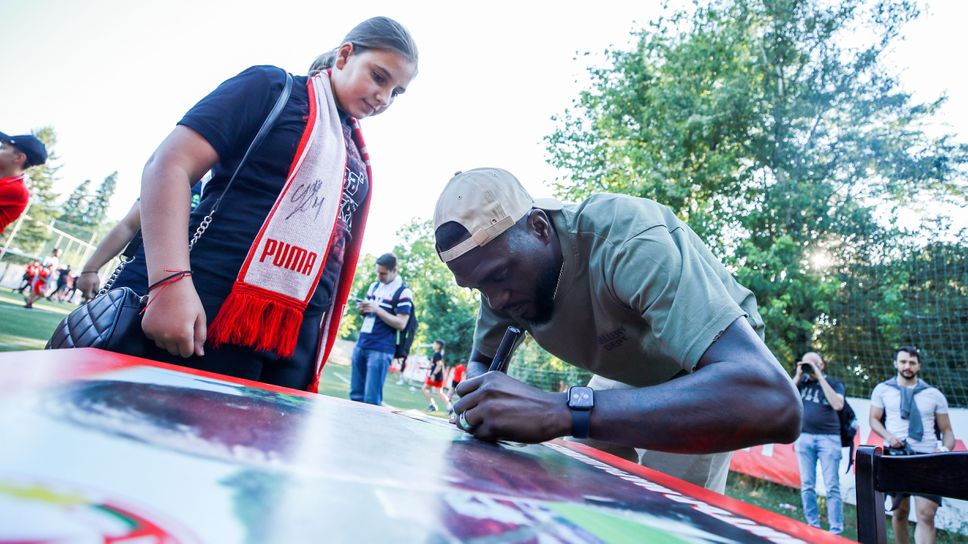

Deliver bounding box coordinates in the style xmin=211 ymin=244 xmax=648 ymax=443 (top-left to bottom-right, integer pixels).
xmin=473 ymin=194 xmax=764 ymax=387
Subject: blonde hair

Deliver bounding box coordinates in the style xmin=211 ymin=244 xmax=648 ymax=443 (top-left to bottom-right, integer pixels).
xmin=308 ymin=16 xmax=418 ymax=76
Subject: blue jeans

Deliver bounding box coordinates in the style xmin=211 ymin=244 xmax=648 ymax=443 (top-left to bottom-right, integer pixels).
xmin=350 ymin=346 xmax=393 ymax=405
xmin=795 ymin=433 xmax=844 ymax=534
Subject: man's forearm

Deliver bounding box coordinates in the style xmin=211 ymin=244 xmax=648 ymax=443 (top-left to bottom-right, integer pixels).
xmin=588 ymin=362 xmax=801 ymax=453
xmin=375 ymin=307 xmax=408 ymax=330
xmin=869 ymin=418 xmax=892 ymax=442
xmin=816 ymin=376 xmax=845 ymax=411
xmin=943 ymin=430 xmax=955 ymax=451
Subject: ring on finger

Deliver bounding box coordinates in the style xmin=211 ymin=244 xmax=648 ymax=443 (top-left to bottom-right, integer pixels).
xmin=458 ymin=411 xmax=474 ymax=432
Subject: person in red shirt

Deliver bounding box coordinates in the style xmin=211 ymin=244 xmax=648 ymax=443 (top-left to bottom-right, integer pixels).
xmin=0 ymin=131 xmax=47 ymax=232
xmin=15 ymin=261 xmax=40 ymax=294
xmin=24 ymin=264 xmax=53 ymax=309
xmin=447 ymin=361 xmax=467 ymax=409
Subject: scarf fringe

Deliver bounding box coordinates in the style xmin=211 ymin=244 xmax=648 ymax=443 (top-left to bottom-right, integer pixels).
xmin=209 ymin=284 xmax=304 ymax=358
xmin=308 ymin=375 xmax=321 ymax=393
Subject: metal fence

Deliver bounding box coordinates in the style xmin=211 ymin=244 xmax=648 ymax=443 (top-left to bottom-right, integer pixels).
xmin=0 ymin=207 xmax=112 ymax=289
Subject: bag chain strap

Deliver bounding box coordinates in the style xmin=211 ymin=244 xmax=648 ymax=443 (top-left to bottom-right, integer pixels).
xmin=188 ymin=214 xmax=212 ymax=251
xmin=98 ymin=256 xmax=130 ymax=296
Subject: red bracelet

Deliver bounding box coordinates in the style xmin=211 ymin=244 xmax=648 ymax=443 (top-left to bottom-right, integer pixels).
xmin=142 ymin=270 xmax=193 ymax=314
xmin=148 ymin=270 xmax=193 ymax=292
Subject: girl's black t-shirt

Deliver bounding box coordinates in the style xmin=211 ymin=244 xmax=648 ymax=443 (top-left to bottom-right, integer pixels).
xmin=116 ymin=65 xmax=368 ymax=367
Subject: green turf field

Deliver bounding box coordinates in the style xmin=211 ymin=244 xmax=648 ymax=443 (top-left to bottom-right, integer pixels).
xmin=1 ymin=292 xmax=964 ymax=542
xmin=318 ymin=343 xmax=453 ymax=416
xmin=0 ymin=289 xmax=73 ymax=350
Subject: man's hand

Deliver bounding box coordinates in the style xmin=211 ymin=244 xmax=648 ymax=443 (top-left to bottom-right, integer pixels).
xmin=799 ymin=360 xmax=819 ymax=377
xmin=886 ymin=435 xmax=904 ymax=449
xmin=141 ymin=280 xmax=206 ymax=357
xmin=356 ymin=299 xmax=408 ymax=330
xmin=451 ymin=371 xmax=570 ymax=443
xmin=357 ymin=299 xmax=378 ymax=313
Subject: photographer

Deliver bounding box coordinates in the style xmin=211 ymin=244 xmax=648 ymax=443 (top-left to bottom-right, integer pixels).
xmin=791 ymin=352 xmax=846 ymax=535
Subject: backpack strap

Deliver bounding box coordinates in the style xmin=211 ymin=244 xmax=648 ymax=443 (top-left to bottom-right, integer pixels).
xmin=391 ymin=283 xmax=407 ymax=315
xmin=846 ymin=441 xmax=856 ymax=473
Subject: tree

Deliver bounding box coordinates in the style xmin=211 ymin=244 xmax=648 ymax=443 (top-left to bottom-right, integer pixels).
xmin=57 ymin=171 xmax=119 ymax=240
xmin=390 ymin=220 xmax=480 ymax=364
xmin=816 ymin=219 xmax=967 ymax=401
xmin=8 ymin=126 xmax=61 ymax=252
xmin=59 ymin=179 xmax=92 ymax=229
xmin=339 ymin=220 xmax=481 ymax=365
xmin=86 ymin=171 xmax=118 ymax=227
xmin=546 ymin=0 xmax=967 ymax=367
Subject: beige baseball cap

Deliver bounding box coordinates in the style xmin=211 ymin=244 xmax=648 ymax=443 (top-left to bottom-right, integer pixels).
xmin=433 ymin=167 xmax=564 ymax=263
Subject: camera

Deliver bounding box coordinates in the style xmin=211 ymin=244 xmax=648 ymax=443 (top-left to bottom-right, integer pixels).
xmin=885 ymin=442 xmax=916 ymax=456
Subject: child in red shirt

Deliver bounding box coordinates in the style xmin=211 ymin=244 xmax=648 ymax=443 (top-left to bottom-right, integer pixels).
xmin=0 ymin=131 xmax=47 ymax=231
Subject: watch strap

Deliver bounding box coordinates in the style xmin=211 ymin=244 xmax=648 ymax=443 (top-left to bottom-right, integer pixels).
xmin=571 ymin=407 xmax=591 ymax=439
xmin=567 ymin=386 xmax=593 ymax=439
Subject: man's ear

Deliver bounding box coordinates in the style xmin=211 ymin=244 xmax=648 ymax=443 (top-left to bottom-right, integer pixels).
xmin=527 ymin=209 xmax=553 ymax=244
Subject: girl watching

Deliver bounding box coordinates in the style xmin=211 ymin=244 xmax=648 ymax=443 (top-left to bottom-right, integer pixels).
xmin=112 ymin=17 xmax=418 ymax=391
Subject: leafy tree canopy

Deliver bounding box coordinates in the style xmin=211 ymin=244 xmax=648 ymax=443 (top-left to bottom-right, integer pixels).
xmin=546 ymin=0 xmax=967 ymax=365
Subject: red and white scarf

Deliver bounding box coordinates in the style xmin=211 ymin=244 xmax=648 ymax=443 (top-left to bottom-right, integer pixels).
xmin=209 ymin=72 xmax=372 ymax=390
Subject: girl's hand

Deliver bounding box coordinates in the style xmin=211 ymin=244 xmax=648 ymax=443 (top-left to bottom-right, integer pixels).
xmin=77 ymin=273 xmax=101 ymax=300
xmin=142 ymin=279 xmax=206 ymax=357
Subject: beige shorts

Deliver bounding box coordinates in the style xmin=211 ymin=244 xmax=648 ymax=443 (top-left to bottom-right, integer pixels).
xmin=574 ymin=374 xmax=733 ymax=494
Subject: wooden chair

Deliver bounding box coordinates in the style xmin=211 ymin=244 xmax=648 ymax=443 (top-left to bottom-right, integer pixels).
xmin=855 ymin=445 xmax=968 ymax=544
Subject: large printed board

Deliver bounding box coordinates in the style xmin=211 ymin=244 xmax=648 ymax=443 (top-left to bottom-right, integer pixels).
xmin=0 ymin=348 xmax=851 ymax=543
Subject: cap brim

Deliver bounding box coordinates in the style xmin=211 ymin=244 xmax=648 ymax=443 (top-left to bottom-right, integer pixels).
xmin=534 ymin=197 xmax=565 ymax=211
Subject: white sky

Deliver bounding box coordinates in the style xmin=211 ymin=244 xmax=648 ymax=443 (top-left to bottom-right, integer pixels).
xmin=1 ymin=0 xmax=965 ymax=256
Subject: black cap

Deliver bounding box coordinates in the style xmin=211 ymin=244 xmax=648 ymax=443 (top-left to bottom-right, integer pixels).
xmin=0 ymin=132 xmax=48 ymax=167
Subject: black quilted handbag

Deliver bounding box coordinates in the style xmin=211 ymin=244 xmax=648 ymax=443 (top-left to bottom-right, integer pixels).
xmin=46 ymin=286 xmax=147 ymax=354
xmin=45 ymin=71 xmax=293 ymax=355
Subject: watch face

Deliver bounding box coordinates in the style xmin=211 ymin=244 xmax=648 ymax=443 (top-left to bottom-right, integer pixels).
xmin=569 ymin=387 xmax=593 ymax=409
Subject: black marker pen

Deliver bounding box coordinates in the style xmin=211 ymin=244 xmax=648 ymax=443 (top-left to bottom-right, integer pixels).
xmin=488 ymin=326 xmax=522 ymax=373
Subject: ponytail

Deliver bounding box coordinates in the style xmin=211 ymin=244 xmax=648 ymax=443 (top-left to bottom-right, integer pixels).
xmin=308 ymin=50 xmax=337 ymax=75
xmin=308 ymin=16 xmax=418 ymax=75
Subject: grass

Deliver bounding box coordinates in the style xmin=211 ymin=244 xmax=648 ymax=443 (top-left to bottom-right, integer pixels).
xmin=0 ymin=289 xmax=73 ymax=350
xmin=723 ymin=469 xmax=967 ymax=542
xmin=319 ymin=342 xmax=453 ymax=415
xmin=1 ymin=301 xmax=966 ymax=542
